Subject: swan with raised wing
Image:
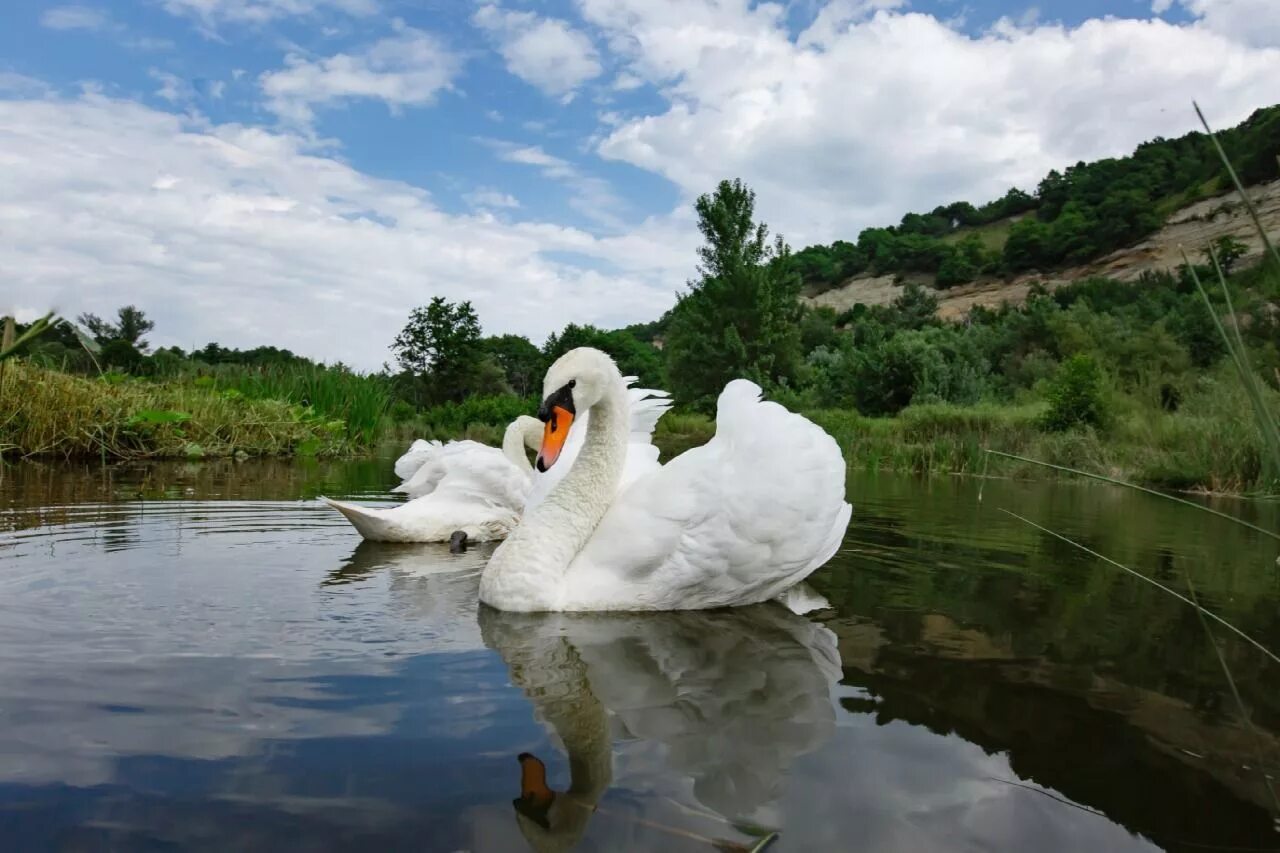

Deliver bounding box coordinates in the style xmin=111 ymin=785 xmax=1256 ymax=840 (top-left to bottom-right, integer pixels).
xmin=479 ymin=347 xmax=852 ymax=612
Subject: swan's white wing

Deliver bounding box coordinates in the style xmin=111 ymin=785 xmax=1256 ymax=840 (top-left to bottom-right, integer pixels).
xmin=561 ymin=379 xmax=851 ymax=611
xmin=392 ymin=439 xmax=442 ymax=482
xmin=393 ymin=440 xmax=506 ymax=498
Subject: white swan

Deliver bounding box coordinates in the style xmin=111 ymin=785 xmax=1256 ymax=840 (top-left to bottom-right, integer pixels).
xmin=322 ymin=416 xmax=544 ymax=544
xmin=392 ymin=417 xmax=542 ymax=501
xmin=479 ymin=347 xmax=852 ymax=612
xmin=323 ymin=380 xmax=674 ymax=545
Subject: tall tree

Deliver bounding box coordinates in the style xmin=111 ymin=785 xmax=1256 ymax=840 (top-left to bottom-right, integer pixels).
xmin=664 ymin=179 xmax=803 ymax=409
xmin=391 ymin=297 xmax=484 ymax=405
xmin=76 ymin=305 xmax=155 ymax=351
xmin=482 ymin=334 xmax=544 ymax=397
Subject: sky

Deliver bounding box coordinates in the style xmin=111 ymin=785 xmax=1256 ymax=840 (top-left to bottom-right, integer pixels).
xmin=2 ymin=0 xmax=1278 ymax=370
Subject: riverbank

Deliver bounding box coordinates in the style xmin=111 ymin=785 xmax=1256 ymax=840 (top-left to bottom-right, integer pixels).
xmin=656 ymin=373 xmax=1277 ymax=495
xmin=0 ymin=362 xmax=353 ymax=459
xmin=5 ymin=361 xmax=1275 ymax=496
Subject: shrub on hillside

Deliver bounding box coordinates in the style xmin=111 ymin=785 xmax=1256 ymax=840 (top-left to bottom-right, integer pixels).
xmin=1042 ymin=354 xmax=1107 ymax=431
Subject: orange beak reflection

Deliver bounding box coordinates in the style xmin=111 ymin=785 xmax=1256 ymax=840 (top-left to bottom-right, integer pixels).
xmin=514 ymin=752 xmax=555 ymax=829
xmin=535 ymin=406 xmax=574 ymax=472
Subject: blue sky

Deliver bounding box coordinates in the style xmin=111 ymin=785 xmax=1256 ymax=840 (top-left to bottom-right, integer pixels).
xmin=2 ymin=0 xmax=1277 ymax=367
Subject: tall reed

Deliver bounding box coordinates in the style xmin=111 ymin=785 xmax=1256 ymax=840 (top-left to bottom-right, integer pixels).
xmin=209 ymin=363 xmax=391 ymax=444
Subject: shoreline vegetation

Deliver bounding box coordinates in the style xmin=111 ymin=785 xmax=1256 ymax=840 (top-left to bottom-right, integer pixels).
xmin=4 ymin=103 xmax=1279 ymax=498
xmin=3 ymin=356 xmax=1275 ymax=496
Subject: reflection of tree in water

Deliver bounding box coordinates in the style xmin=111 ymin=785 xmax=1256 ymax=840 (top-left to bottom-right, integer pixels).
xmin=478 ymin=604 xmax=842 ymax=853
xmin=826 ymin=614 xmax=1280 ymax=849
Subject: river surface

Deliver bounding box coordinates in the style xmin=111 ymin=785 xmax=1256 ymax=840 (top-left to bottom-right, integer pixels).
xmin=0 ymin=455 xmax=1277 ymax=852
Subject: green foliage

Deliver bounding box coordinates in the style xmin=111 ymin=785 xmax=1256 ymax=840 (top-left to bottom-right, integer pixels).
xmin=543 ymin=324 xmax=665 ymax=388
xmin=391 ymin=297 xmax=496 ymax=406
xmin=211 ymin=363 xmax=391 ymax=445
xmin=1 ymin=313 xmax=56 ymax=363
xmin=415 ymin=393 xmax=536 ymax=434
xmin=100 ymin=339 xmax=143 ymax=372
xmin=482 ymin=334 xmax=544 ymax=397
xmin=1205 ymin=235 xmax=1248 ymax=274
xmin=77 ymin=305 xmax=155 ymax=351
xmin=665 ymin=178 xmax=803 ymax=410
xmin=1042 ymin=354 xmax=1107 ymax=431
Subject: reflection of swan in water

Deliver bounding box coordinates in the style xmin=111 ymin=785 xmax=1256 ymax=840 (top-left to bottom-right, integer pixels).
xmin=478 ymin=601 xmax=842 ymax=852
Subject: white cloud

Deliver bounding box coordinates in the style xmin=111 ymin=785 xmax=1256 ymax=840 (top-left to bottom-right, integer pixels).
xmin=0 ymin=93 xmax=690 ymax=369
xmin=464 ymin=188 xmax=521 ymax=209
xmin=481 ymin=139 xmax=628 ymax=226
xmin=150 ymin=70 xmax=189 ymax=103
xmin=161 ymin=0 xmax=377 ymax=28
xmin=583 ymin=2 xmax=1280 ymax=246
xmin=1178 ymin=0 xmax=1280 ymax=48
xmin=473 ymin=5 xmax=603 ymax=99
xmin=0 ymin=73 xmax=54 ymax=97
xmin=1151 ymin=0 xmax=1173 ymax=13
xmin=260 ymin=21 xmax=461 ymax=125
xmin=40 ymin=5 xmax=111 ymax=30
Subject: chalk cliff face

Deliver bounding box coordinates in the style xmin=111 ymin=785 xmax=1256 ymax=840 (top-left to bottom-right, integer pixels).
xmin=802 ymin=179 xmax=1280 ymax=320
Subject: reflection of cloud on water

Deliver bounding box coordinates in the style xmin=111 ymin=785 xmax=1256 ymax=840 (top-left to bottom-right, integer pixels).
xmin=771 ymin=704 xmax=1161 ymax=853
xmin=477 ymin=604 xmax=842 ymax=851
xmin=0 ymin=534 xmax=497 ymax=789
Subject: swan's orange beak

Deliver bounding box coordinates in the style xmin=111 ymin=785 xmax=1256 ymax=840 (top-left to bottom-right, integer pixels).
xmin=535 ymin=406 xmax=573 ymax=472
xmin=514 ymin=752 xmax=554 ymax=829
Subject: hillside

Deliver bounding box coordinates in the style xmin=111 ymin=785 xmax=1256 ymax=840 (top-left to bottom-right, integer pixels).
xmin=804 ymin=178 xmax=1280 ymax=319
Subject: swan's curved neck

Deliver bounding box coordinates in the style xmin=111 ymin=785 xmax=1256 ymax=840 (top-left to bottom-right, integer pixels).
xmin=481 ymin=379 xmax=628 ymax=610
xmin=502 ymin=423 xmax=534 ymax=474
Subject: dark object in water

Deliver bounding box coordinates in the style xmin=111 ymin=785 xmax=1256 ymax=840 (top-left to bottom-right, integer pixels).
xmin=449 ymin=531 xmax=468 ymax=553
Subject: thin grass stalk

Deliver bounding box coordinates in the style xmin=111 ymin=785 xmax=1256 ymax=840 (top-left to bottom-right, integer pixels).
xmin=1184 ymin=572 xmax=1280 ymax=819
xmin=1181 ymin=248 xmax=1280 ymax=481
xmin=1194 ymin=101 xmax=1280 ymax=273
xmin=997 ymin=508 xmax=1279 ymax=666
xmin=985 ymin=449 xmax=1279 ymax=542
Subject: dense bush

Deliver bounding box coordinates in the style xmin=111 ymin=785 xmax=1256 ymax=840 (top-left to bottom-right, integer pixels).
xmin=1042 ymin=354 xmax=1108 ymax=431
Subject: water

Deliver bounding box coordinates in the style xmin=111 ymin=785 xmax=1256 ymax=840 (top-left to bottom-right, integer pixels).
xmin=1 ymin=456 xmax=1277 ymax=852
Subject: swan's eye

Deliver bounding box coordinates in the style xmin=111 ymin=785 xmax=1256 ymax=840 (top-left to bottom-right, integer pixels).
xmin=568 ymin=379 xmax=576 ymax=389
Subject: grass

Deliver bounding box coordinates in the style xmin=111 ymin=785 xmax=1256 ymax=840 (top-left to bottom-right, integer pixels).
xmin=939 ymin=214 xmax=1022 ymax=253
xmin=208 ymin=363 xmax=391 ymax=445
xmin=0 ymin=362 xmax=352 ymax=460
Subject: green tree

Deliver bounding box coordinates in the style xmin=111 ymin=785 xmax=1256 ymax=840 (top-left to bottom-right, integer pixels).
xmin=890 ymin=281 xmax=939 ymax=330
xmin=481 ymin=334 xmax=544 ymax=397
xmin=543 ymin=324 xmax=665 ymax=389
xmin=391 ymin=297 xmax=484 ymax=405
xmin=76 ymin=305 xmax=155 ymax=352
xmin=1042 ymin=354 xmax=1108 ymax=431
xmin=664 ymin=179 xmax=803 ymax=409
xmin=1205 ymin=235 xmax=1248 ymax=274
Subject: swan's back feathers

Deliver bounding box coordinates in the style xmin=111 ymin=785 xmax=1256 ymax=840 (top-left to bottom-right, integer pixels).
xmin=393 ymin=438 xmax=442 ymax=482
xmin=624 ymin=382 xmax=673 ymax=444
xmin=394 ymin=439 xmax=505 ymax=498
xmin=560 ymin=380 xmax=851 ymax=610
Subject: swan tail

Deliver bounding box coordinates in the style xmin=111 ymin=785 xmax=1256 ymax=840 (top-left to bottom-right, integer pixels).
xmin=321 ymin=497 xmax=405 ymax=542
